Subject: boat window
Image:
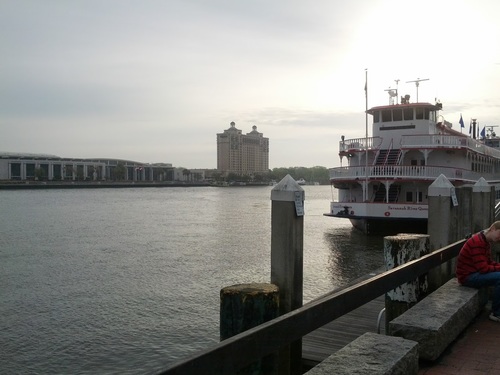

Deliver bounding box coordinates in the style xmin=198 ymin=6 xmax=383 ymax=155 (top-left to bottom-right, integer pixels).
xmin=416 ymin=107 xmax=424 ymax=120
xmin=382 ymin=110 xmax=392 ymax=122
xmin=406 ymin=191 xmax=413 ymax=202
xmin=424 ymin=108 xmax=430 ymax=119
xmin=411 ymin=159 xmax=417 ymax=166
xmin=373 ymin=111 xmax=380 ymax=123
xmin=417 ymin=192 xmax=423 ymax=203
xmin=403 ymin=108 xmax=413 ymax=120
xmin=430 ymin=110 xmax=435 ymax=122
xmin=392 ymin=109 xmax=403 ymax=121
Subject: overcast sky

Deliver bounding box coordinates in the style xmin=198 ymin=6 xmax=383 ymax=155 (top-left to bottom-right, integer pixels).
xmin=2 ymin=1 xmax=500 ymax=169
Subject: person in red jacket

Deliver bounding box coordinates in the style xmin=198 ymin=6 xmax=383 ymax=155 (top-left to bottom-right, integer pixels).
xmin=456 ymin=221 xmax=500 ymax=321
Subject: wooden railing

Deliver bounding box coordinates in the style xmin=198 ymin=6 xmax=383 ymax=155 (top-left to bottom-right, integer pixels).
xmin=157 ymin=240 xmax=465 ymax=375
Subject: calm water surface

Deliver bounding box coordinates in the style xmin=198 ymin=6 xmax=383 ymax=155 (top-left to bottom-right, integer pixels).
xmin=0 ymin=186 xmax=384 ymax=374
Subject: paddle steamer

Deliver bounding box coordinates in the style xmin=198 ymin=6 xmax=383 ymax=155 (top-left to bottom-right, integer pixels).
xmin=324 ymin=79 xmax=500 ymax=234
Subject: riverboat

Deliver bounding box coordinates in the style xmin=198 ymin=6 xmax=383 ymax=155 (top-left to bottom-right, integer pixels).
xmin=324 ymin=80 xmax=500 ymax=235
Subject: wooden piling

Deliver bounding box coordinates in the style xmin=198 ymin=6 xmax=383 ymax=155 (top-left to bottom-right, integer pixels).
xmin=384 ymin=233 xmax=430 ymax=329
xmin=220 ymin=283 xmax=279 ymax=374
xmin=270 ymin=174 xmax=304 ymax=375
xmin=472 ymin=177 xmax=495 ymax=233
xmin=427 ymin=175 xmax=468 ymax=290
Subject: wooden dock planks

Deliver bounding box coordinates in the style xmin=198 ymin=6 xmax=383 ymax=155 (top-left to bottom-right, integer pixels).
xmin=302 ymin=295 xmax=385 ymax=364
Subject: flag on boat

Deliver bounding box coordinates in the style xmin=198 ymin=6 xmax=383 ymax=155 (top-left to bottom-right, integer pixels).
xmin=481 ymin=127 xmax=486 ymax=138
xmin=459 ymin=114 xmax=464 ymax=128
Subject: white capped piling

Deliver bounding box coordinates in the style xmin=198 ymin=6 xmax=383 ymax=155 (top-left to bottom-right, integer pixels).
xmin=472 ymin=178 xmax=497 ymax=260
xmin=384 ymin=233 xmax=430 ymax=329
xmin=472 ymin=178 xmax=495 ymax=233
xmin=427 ymin=175 xmax=468 ymax=290
xmin=427 ymin=175 xmax=457 ymax=250
xmin=270 ymin=174 xmax=304 ymax=375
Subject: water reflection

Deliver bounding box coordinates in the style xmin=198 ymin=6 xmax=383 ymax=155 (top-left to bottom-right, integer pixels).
xmin=324 ymin=226 xmax=385 ymax=287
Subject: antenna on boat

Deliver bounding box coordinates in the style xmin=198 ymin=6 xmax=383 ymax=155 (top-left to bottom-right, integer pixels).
xmin=384 ymin=88 xmax=398 ymax=105
xmin=395 ymin=79 xmax=400 ymax=104
xmin=406 ymin=78 xmax=429 ymax=102
xmin=384 ymin=79 xmax=400 ymax=105
xmin=486 ymin=125 xmax=499 ymax=138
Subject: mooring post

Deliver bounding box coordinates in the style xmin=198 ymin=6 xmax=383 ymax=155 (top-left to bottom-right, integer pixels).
xmin=472 ymin=178 xmax=495 ymax=233
xmin=270 ymin=174 xmax=304 ymax=375
xmin=427 ymin=174 xmax=469 ymax=290
xmin=472 ymin=178 xmax=497 ymax=260
xmin=384 ymin=233 xmax=430 ymax=330
xmin=220 ymin=283 xmax=279 ymax=374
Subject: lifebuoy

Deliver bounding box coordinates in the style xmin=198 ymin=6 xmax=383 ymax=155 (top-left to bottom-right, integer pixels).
xmin=384 ymin=211 xmax=390 ymax=217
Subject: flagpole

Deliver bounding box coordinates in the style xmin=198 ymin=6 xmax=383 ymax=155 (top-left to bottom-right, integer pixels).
xmin=364 ymin=69 xmax=368 ymax=202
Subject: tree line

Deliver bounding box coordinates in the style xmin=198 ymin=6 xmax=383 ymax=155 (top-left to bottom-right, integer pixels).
xmin=216 ymin=166 xmax=330 ymax=185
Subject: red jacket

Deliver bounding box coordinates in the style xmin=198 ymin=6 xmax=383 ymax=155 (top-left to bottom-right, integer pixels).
xmin=456 ymin=231 xmax=500 ymax=284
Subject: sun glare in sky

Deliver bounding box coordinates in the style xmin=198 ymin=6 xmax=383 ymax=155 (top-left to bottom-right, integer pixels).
xmin=1 ymin=1 xmax=500 ymax=168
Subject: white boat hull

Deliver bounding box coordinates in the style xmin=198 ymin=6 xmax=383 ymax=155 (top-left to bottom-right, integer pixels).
xmin=325 ymin=201 xmax=428 ymax=235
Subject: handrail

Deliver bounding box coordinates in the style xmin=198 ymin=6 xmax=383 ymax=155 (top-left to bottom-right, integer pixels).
xmin=339 ymin=137 xmax=383 ymax=152
xmin=157 ymin=240 xmax=465 ymax=375
xmin=401 ymin=135 xmax=500 ymax=159
xmin=328 ymin=165 xmax=492 ymax=183
xmin=495 ymin=201 xmax=500 ymax=220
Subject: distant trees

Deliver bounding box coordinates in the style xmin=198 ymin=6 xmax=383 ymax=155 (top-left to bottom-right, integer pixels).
xmin=267 ymin=166 xmax=330 ymax=184
xmin=114 ymin=163 xmax=126 ymax=181
xmin=34 ymin=168 xmax=45 ymax=181
xmin=220 ymin=166 xmax=330 ymax=184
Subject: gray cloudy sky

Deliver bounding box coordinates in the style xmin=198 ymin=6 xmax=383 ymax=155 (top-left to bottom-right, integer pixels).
xmin=1 ymin=0 xmax=500 ymax=168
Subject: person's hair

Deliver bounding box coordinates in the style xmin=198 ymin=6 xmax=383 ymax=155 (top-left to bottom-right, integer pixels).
xmin=487 ymin=221 xmax=500 ymax=231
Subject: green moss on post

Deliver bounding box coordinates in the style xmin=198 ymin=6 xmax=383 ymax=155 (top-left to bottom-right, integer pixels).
xmin=220 ymin=283 xmax=279 ymax=340
xmin=220 ymin=283 xmax=279 ymax=374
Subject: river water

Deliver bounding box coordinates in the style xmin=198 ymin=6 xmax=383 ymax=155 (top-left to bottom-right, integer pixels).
xmin=0 ymin=185 xmax=384 ymax=374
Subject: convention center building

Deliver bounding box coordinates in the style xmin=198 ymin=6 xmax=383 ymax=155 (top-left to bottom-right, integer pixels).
xmin=0 ymin=152 xmax=174 ymax=182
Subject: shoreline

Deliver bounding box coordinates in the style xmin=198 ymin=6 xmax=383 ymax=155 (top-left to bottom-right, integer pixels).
xmin=0 ymin=181 xmax=272 ymax=190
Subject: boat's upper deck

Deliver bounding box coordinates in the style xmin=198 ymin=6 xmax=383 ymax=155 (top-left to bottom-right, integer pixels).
xmin=367 ymin=101 xmax=442 ymax=144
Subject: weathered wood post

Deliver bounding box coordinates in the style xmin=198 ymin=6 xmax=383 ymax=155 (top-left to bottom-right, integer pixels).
xmin=220 ymin=283 xmax=280 ymax=374
xmin=384 ymin=233 xmax=430 ymax=330
xmin=472 ymin=178 xmax=497 ymax=260
xmin=427 ymin=174 xmax=470 ymax=290
xmin=472 ymin=177 xmax=495 ymax=233
xmin=270 ymin=174 xmax=304 ymax=375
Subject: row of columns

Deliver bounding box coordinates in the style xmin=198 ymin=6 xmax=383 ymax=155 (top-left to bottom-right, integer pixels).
xmin=8 ymin=162 xmax=169 ymax=182
xmin=9 ymin=161 xmax=106 ymax=181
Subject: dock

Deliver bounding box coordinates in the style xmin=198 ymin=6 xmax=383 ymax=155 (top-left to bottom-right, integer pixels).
xmin=301 ymin=268 xmax=387 ymax=368
xmin=302 ymin=295 xmax=385 ymax=367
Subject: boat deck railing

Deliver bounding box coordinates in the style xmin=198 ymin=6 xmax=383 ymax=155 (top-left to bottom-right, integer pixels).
xmin=339 ymin=137 xmax=383 ymax=153
xmin=328 ymin=165 xmax=486 ymax=182
xmin=339 ymin=135 xmax=500 ymax=159
xmin=401 ymin=135 xmax=500 ymax=158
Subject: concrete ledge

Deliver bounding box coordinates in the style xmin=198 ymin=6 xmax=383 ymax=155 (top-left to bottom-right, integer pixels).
xmin=388 ymin=278 xmax=486 ymax=361
xmin=304 ymin=332 xmax=418 ymax=375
